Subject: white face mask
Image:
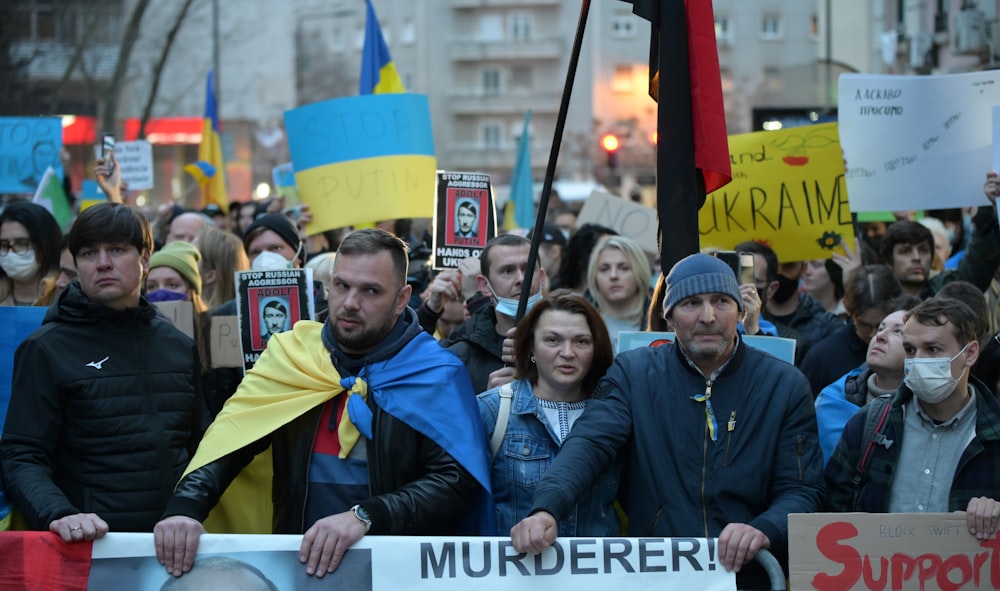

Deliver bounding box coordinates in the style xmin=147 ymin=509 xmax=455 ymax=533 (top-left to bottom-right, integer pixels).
xmin=0 ymin=249 xmax=40 ymax=282
xmin=486 ymin=278 xmax=542 ymax=318
xmin=903 ymin=342 xmax=972 ymax=404
xmin=251 ymin=250 xmax=294 ymax=271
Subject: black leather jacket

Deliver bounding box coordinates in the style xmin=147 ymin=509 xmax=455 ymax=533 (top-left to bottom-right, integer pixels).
xmin=164 ymin=310 xmax=480 ymax=534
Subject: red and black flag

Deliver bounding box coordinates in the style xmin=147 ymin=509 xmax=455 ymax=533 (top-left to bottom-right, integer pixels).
xmin=623 ymin=0 xmax=732 ymax=275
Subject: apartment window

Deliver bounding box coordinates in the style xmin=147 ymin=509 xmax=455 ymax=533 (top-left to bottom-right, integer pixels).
xmin=57 ymin=9 xmax=79 ymax=44
xmin=483 ymin=69 xmax=501 ymax=96
xmin=760 ymin=14 xmax=782 ymax=40
xmin=480 ymin=14 xmax=503 ymax=41
xmin=509 ymin=12 xmax=532 ymax=41
xmin=511 ymin=65 xmax=532 ymax=88
xmin=611 ymin=64 xmax=634 ymax=94
xmin=482 ymin=123 xmax=503 ymax=149
xmin=810 ymin=15 xmax=819 ymax=40
xmin=610 ymin=14 xmax=636 ymax=39
xmin=715 ymin=15 xmax=732 ymax=45
xmin=401 ymin=17 xmax=415 ymax=44
xmin=355 ymin=23 xmax=365 ymax=49
xmin=35 ymin=6 xmax=56 ymax=40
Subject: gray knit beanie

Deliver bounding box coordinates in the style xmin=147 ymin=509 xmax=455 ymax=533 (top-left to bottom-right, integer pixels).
xmin=663 ymin=253 xmax=743 ymax=317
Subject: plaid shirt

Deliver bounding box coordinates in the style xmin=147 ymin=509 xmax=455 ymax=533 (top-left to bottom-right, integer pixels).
xmin=824 ymin=378 xmax=1000 ymax=513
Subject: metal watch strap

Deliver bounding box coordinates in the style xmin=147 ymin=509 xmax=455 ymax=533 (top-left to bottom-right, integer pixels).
xmin=351 ymin=504 xmax=372 ymax=532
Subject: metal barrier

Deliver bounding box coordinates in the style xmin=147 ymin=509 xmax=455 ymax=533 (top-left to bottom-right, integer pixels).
xmin=752 ymin=548 xmax=786 ymax=590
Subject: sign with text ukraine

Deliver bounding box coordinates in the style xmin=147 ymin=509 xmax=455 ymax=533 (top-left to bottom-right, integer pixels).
xmin=0 ymin=117 xmax=64 ymax=194
xmin=698 ymin=122 xmax=851 ymax=263
xmin=839 ymin=70 xmax=1000 ymax=213
xmin=0 ymin=533 xmax=735 ymax=590
xmin=284 ymin=94 xmax=437 ymax=233
xmin=789 ymin=512 xmax=1000 ymax=590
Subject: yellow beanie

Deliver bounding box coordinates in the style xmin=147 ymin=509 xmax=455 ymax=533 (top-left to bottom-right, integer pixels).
xmin=150 ymin=241 xmax=202 ymax=295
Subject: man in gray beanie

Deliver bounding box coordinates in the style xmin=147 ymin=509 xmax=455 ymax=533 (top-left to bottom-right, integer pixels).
xmin=510 ymin=252 xmax=824 ymax=590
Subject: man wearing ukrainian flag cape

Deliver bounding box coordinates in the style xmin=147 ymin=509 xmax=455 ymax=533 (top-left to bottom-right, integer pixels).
xmin=154 ymin=229 xmax=494 ymax=577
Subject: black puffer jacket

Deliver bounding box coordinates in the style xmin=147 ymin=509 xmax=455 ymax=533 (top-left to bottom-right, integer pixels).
xmin=442 ymin=304 xmax=503 ymax=394
xmin=0 ymin=282 xmax=203 ymax=531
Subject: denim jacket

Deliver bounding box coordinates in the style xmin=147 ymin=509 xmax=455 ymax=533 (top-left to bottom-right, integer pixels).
xmin=477 ymin=379 xmax=620 ymax=537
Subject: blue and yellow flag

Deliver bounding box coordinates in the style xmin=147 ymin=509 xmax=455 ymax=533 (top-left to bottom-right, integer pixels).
xmin=360 ymin=0 xmax=404 ymax=95
xmin=504 ymin=111 xmax=534 ymax=230
xmin=198 ymin=70 xmax=227 ymax=211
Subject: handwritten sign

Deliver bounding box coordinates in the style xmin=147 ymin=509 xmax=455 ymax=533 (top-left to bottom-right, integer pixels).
xmin=0 ymin=117 xmax=64 ymax=193
xmin=115 ymin=140 xmax=154 ymax=190
xmin=789 ymin=512 xmax=1000 ymax=590
xmin=152 ymin=301 xmax=194 ymax=339
xmin=839 ymin=70 xmax=1000 ymax=212
xmin=284 ymin=94 xmax=437 ymax=233
xmin=697 ymin=123 xmax=851 ymax=262
xmin=209 ymin=316 xmax=242 ymax=368
xmin=576 ymin=192 xmax=658 ymax=254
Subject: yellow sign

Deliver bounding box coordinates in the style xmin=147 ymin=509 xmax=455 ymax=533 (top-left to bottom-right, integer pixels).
xmin=699 ymin=123 xmax=852 ymax=262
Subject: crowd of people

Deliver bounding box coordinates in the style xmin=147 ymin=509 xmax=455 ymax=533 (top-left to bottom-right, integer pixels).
xmin=2 ymin=153 xmax=1000 ymax=589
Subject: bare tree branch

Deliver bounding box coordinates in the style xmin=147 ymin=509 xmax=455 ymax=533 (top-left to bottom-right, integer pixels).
xmin=50 ymin=6 xmax=101 ymax=114
xmin=100 ymin=0 xmax=151 ymax=133
xmin=137 ymin=0 xmax=196 ymax=139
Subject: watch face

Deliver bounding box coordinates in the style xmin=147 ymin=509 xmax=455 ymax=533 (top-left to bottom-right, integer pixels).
xmin=356 ymin=506 xmax=370 ymax=520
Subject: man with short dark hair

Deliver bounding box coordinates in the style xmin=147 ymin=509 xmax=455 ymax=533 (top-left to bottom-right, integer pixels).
xmin=825 ymin=297 xmax=1000 ymax=540
xmin=0 ymin=203 xmax=203 ymax=542
xmin=510 ymin=253 xmax=824 ymax=589
xmin=879 ymin=189 xmax=1000 ymax=298
xmin=442 ymin=233 xmax=544 ymax=392
xmin=154 ymin=228 xmax=491 ymax=579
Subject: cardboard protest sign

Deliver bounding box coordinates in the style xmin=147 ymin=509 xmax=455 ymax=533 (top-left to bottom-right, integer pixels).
xmin=114 ymin=140 xmax=154 ymax=190
xmin=235 ymin=269 xmax=315 ymax=371
xmin=789 ymin=512 xmax=1000 ymax=591
xmin=272 ymin=162 xmax=299 ymax=205
xmin=432 ymin=171 xmax=497 ymax=269
xmin=839 ymin=70 xmax=1000 ymax=212
xmin=576 ymin=192 xmax=658 ymax=254
xmin=0 ymin=117 xmax=64 ymax=193
xmin=152 ymin=301 xmax=194 ymax=339
xmin=698 ymin=123 xmax=852 ymax=263
xmin=209 ymin=316 xmax=242 ymax=368
xmin=9 ymin=532 xmax=735 ymax=590
xmin=284 ymin=94 xmax=437 ymax=233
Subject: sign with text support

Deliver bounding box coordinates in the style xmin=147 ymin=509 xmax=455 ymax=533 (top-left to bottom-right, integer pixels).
xmin=698 ymin=123 xmax=851 ymax=263
xmin=284 ymin=94 xmax=437 ymax=233
xmin=789 ymin=512 xmax=1000 ymax=591
xmin=576 ymin=191 xmax=658 ymax=254
xmin=838 ymin=70 xmax=999 ymax=212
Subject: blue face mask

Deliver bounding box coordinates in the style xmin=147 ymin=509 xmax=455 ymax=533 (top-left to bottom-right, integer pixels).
xmin=146 ymin=289 xmax=188 ymax=303
xmin=486 ymin=278 xmax=542 ymax=318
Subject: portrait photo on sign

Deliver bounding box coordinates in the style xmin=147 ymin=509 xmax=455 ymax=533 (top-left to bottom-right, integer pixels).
xmin=446 ymin=191 xmax=488 ymax=248
xmin=248 ymin=289 xmax=300 ymax=352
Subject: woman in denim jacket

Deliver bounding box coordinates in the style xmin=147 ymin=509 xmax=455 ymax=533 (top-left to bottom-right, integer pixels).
xmin=477 ymin=292 xmax=621 ymax=536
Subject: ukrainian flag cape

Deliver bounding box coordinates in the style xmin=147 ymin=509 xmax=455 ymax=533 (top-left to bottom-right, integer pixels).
xmin=184 ymin=320 xmax=495 ymax=533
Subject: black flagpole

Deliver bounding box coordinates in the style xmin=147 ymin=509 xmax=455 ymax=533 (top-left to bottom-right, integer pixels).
xmin=516 ymin=0 xmax=592 ymax=322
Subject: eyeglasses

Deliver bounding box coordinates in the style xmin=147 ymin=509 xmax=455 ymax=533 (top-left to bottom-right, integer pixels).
xmin=0 ymin=239 xmax=32 ymax=256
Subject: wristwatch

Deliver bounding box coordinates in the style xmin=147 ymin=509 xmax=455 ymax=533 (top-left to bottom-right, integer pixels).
xmin=351 ymin=504 xmax=372 ymax=532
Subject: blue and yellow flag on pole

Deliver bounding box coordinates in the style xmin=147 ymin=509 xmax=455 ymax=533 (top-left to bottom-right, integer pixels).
xmin=504 ymin=111 xmax=534 ymax=230
xmin=360 ymin=0 xmax=404 ymax=94
xmin=199 ymin=69 xmax=227 ymax=211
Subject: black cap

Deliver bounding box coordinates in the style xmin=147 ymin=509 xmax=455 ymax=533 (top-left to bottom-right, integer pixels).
xmin=527 ymin=223 xmax=567 ymax=249
xmin=201 ymin=203 xmax=224 ymax=216
xmin=243 ymin=213 xmax=304 ymax=264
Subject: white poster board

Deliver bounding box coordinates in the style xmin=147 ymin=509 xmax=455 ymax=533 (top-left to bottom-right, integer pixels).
xmin=838 ymin=70 xmax=999 ymax=212
xmin=115 ymin=140 xmax=154 ymax=190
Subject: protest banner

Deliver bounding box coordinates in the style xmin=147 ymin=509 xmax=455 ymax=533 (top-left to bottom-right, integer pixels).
xmin=789 ymin=512 xmax=1000 ymax=591
xmin=0 ymin=533 xmax=736 ymax=590
xmin=115 ymin=140 xmax=154 ymax=190
xmin=0 ymin=308 xmax=47 ymax=429
xmin=235 ymin=269 xmax=315 ymax=371
xmin=697 ymin=123 xmax=851 ymax=263
xmin=839 ymin=70 xmax=1000 ymax=212
xmin=618 ymin=330 xmax=795 ymax=362
xmin=0 ymin=117 xmax=64 ymax=193
xmin=432 ymin=171 xmax=497 ymax=269
xmin=284 ymin=94 xmax=437 ymax=233
xmin=576 ymin=192 xmax=659 ymax=255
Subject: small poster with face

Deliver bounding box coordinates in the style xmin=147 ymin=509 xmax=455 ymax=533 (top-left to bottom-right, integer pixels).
xmin=432 ymin=171 xmax=497 ymax=269
xmin=235 ymin=268 xmax=315 ymax=372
